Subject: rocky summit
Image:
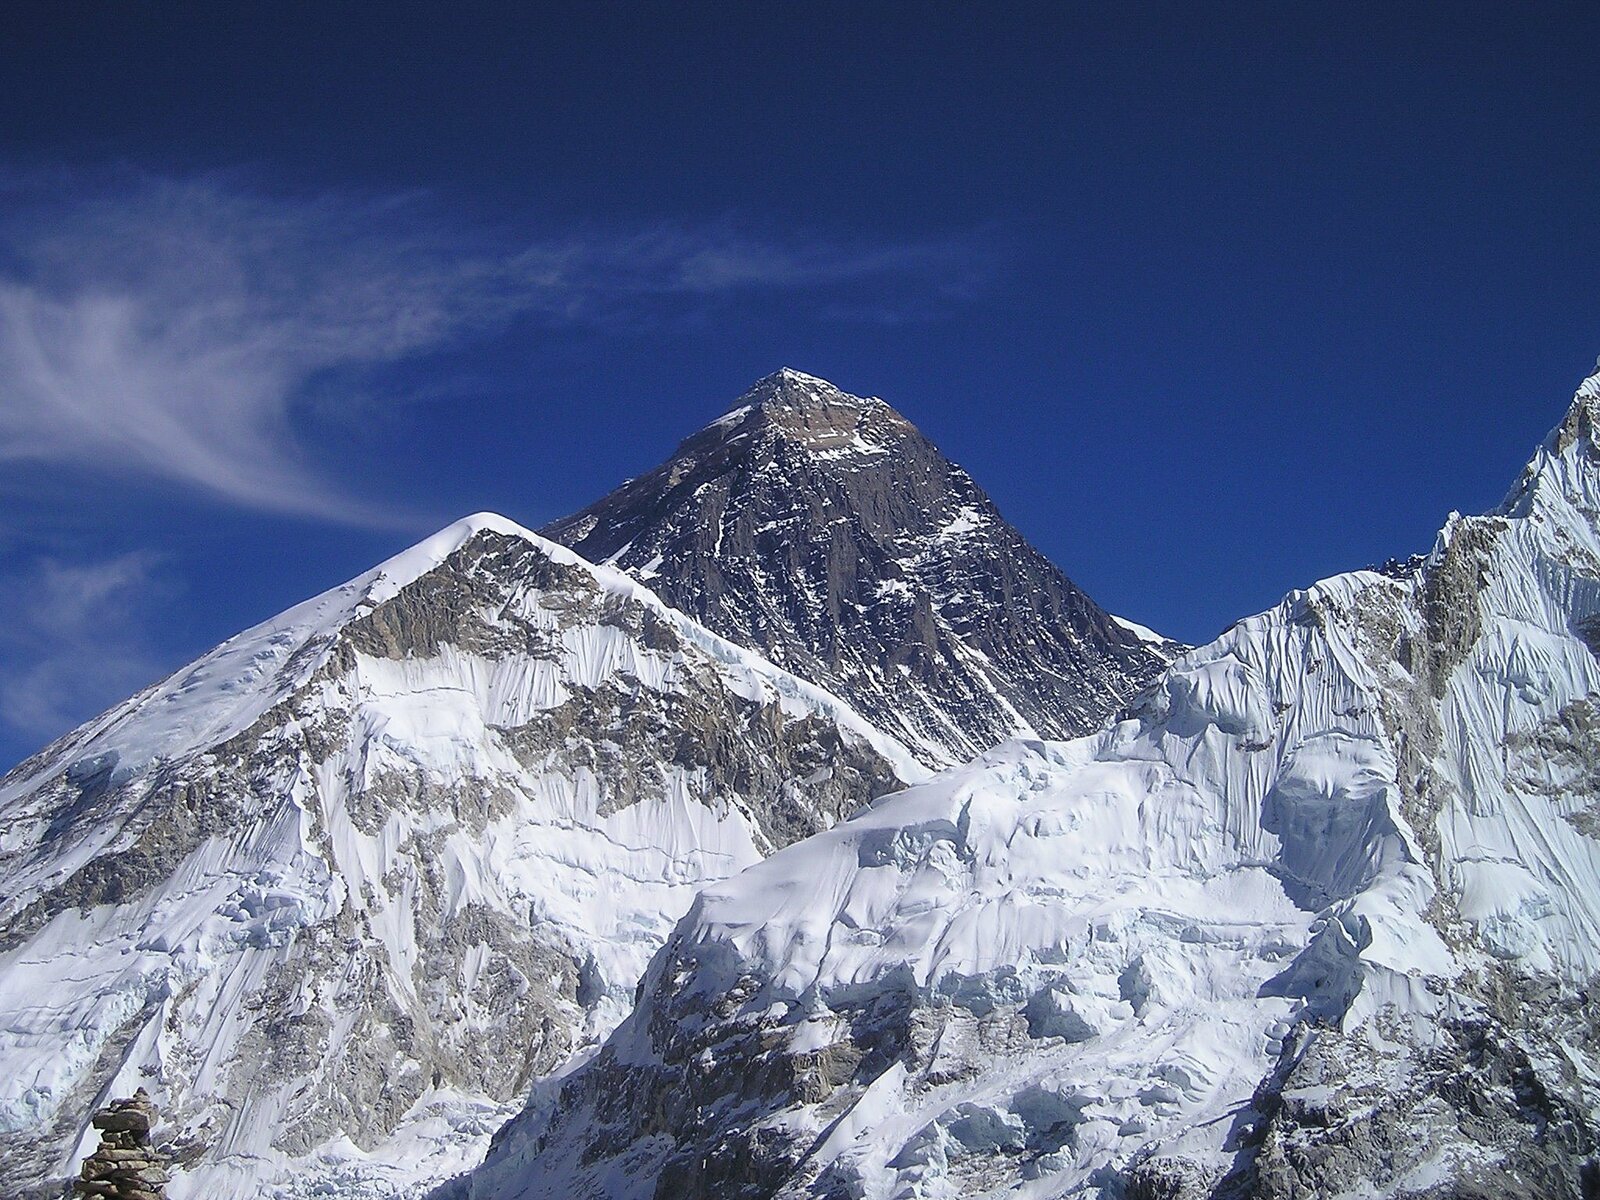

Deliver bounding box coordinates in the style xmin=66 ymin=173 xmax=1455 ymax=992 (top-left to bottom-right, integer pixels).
xmin=544 ymin=369 xmax=1179 ymax=767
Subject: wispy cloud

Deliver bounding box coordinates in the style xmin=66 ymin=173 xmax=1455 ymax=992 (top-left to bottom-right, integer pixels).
xmin=0 ymin=169 xmax=993 ymax=524
xmin=0 ymin=551 xmax=170 ymax=750
xmin=589 ymin=227 xmax=991 ymax=297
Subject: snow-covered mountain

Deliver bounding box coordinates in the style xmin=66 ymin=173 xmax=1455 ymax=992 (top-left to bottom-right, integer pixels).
xmin=468 ymin=375 xmax=1600 ymax=1200
xmin=543 ymin=369 xmax=1178 ymax=768
xmin=0 ymin=515 xmax=924 ymax=1200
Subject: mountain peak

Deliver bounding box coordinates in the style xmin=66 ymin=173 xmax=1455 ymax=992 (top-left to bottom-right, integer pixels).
xmin=1550 ymin=359 xmax=1600 ymax=439
xmin=700 ymin=368 xmax=898 ymax=453
xmin=1495 ymin=362 xmax=1600 ymax=522
xmin=481 ymin=366 xmax=1600 ymax=1200
xmin=543 ymin=374 xmax=1171 ymax=766
xmin=754 ymin=365 xmax=843 ymax=392
xmin=741 ymin=366 xmax=870 ymax=405
xmin=0 ymin=485 xmax=924 ymax=1199
xmin=1580 ymin=356 xmax=1600 ymax=401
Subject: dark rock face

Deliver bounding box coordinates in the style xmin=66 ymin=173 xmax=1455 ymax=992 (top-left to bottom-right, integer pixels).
xmin=543 ymin=369 xmax=1177 ymax=766
xmin=1216 ymin=977 xmax=1600 ymax=1200
xmin=481 ymin=959 xmax=1038 ymax=1200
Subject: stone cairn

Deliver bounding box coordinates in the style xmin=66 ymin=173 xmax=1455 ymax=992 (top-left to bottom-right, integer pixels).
xmin=73 ymin=1089 xmax=170 ymax=1200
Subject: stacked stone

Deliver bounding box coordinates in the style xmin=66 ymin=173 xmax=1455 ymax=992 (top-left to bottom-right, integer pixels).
xmin=74 ymin=1089 xmax=170 ymax=1200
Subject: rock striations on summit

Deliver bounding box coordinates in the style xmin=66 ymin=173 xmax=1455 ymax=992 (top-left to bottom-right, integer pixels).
xmin=543 ymin=369 xmax=1178 ymax=768
xmin=469 ymin=371 xmax=1600 ymax=1200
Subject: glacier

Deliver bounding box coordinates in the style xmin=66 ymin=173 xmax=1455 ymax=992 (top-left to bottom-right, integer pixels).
xmin=467 ymin=376 xmax=1600 ymax=1198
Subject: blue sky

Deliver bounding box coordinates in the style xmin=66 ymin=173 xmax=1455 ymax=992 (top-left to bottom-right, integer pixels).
xmin=1 ymin=3 xmax=1598 ymax=769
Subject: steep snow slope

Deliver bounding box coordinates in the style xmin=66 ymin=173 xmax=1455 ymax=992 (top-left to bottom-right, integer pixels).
xmin=544 ymin=369 xmax=1178 ymax=767
xmin=0 ymin=514 xmax=924 ymax=1200
xmin=471 ymin=376 xmax=1600 ymax=1200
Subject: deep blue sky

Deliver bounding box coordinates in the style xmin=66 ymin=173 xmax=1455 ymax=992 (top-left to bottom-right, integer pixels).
xmin=1 ymin=2 xmax=1598 ymax=769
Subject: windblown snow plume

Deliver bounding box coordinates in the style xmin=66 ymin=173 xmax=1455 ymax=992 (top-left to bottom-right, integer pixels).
xmin=0 ymin=515 xmax=922 ymax=1200
xmin=469 ymin=375 xmax=1600 ymax=1199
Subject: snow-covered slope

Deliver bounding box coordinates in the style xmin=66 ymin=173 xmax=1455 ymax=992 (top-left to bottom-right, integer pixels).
xmin=543 ymin=369 xmax=1179 ymax=767
xmin=470 ymin=376 xmax=1600 ymax=1199
xmin=0 ymin=514 xmax=924 ymax=1200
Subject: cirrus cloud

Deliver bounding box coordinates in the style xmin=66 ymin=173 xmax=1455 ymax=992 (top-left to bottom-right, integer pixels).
xmin=0 ymin=169 xmax=995 ymax=525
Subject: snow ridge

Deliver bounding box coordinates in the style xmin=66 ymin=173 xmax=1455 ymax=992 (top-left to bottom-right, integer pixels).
xmin=0 ymin=516 xmax=924 ymax=1200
